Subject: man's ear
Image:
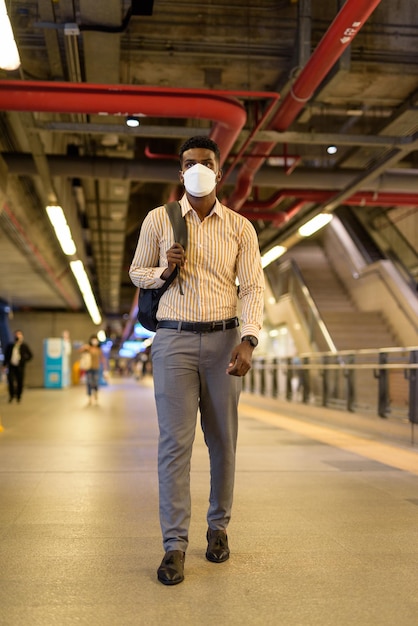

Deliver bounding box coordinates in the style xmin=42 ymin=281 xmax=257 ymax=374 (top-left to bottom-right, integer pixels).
xmin=179 ymin=170 xmax=184 ymax=184
xmin=216 ymin=169 xmax=223 ymax=182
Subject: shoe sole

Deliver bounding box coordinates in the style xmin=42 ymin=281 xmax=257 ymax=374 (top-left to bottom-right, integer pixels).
xmin=205 ymin=552 xmax=230 ymax=563
xmin=157 ymin=574 xmax=184 ymax=585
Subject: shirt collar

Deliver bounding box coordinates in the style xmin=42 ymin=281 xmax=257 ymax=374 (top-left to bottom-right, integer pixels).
xmin=180 ymin=195 xmax=224 ymax=219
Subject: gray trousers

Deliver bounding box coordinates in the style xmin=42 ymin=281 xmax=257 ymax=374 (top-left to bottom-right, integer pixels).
xmin=151 ymin=327 xmax=241 ymax=552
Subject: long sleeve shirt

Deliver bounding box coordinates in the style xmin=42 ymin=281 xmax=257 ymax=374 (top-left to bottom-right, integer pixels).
xmin=129 ymin=195 xmax=264 ymax=339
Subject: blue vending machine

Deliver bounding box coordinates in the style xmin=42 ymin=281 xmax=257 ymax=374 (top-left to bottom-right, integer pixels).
xmin=43 ymin=337 xmax=71 ymax=388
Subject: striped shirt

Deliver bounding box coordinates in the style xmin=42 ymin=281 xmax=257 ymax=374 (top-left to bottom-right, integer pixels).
xmin=129 ymin=195 xmax=264 ymax=338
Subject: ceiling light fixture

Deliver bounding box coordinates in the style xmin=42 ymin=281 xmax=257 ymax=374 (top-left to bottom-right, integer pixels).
xmin=267 ymin=156 xmax=298 ymax=167
xmin=70 ymin=260 xmax=102 ymax=325
xmin=298 ymin=213 xmax=333 ymax=237
xmin=0 ymin=0 xmax=21 ymax=70
xmin=97 ymin=329 xmax=107 ymax=343
xmin=327 ymin=145 xmax=338 ymax=155
xmin=346 ymin=108 xmax=364 ymax=117
xmin=126 ymin=115 xmax=140 ymax=128
xmin=46 ymin=205 xmax=77 ymax=255
xmin=261 ymin=245 xmax=287 ymax=269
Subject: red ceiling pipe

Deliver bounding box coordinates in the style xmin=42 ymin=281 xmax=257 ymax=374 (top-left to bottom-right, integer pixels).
xmin=144 ymin=144 xmax=179 ymax=160
xmin=241 ymin=211 xmax=288 ymax=223
xmin=218 ymin=93 xmax=280 ymax=188
xmin=226 ymin=0 xmax=383 ymax=210
xmin=241 ymin=190 xmax=417 ymax=224
xmin=347 ymin=192 xmax=418 ymax=207
xmin=243 ymin=189 xmax=327 ymax=210
xmin=0 ymin=81 xmax=259 ymax=166
xmin=282 ymin=144 xmax=301 ymax=175
xmin=243 ymin=189 xmax=418 ymax=211
xmin=241 ymin=200 xmax=306 ymax=225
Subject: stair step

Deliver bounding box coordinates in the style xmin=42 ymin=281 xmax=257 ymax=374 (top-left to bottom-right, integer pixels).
xmin=286 ymin=242 xmax=399 ymax=350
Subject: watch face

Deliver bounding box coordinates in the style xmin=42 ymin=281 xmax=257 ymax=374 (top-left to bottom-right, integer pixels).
xmin=243 ymin=335 xmax=258 ymax=347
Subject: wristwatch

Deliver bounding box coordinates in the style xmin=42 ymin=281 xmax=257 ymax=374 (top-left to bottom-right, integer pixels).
xmin=241 ymin=335 xmax=258 ymax=348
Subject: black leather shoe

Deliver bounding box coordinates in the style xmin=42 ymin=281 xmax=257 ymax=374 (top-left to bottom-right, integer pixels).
xmin=157 ymin=550 xmax=185 ymax=585
xmin=206 ymin=528 xmax=230 ymax=563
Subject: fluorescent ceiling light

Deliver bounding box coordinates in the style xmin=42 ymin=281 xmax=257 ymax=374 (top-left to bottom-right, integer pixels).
xmin=261 ymin=245 xmax=287 ymax=269
xmin=70 ymin=260 xmax=102 ymax=325
xmin=267 ymin=156 xmax=298 ymax=167
xmin=0 ymin=0 xmax=21 ymax=70
xmin=298 ymin=213 xmax=333 ymax=237
xmin=46 ymin=205 xmax=77 ymax=255
xmin=346 ymin=109 xmax=364 ymax=116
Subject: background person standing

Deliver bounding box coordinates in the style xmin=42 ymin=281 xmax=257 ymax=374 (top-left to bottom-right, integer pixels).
xmin=78 ymin=335 xmax=106 ymax=405
xmin=4 ymin=330 xmax=33 ymax=403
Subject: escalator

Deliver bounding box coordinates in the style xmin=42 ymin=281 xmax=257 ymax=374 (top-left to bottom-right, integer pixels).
xmin=335 ymin=205 xmax=418 ymax=294
xmin=263 ymin=203 xmax=418 ymax=353
xmin=334 ymin=206 xmax=385 ymax=264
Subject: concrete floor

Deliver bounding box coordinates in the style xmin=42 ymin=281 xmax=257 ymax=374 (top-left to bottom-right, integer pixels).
xmin=1 ymin=376 xmax=418 ymax=626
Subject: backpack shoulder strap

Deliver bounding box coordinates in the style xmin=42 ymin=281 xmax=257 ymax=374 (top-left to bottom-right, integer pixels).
xmin=165 ymin=201 xmax=187 ymax=250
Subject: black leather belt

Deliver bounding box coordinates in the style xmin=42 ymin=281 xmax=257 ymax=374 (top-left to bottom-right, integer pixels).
xmin=157 ymin=317 xmax=239 ymax=333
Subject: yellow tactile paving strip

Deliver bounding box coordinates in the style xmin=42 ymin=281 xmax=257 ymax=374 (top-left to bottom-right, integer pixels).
xmin=239 ymin=402 xmax=418 ymax=476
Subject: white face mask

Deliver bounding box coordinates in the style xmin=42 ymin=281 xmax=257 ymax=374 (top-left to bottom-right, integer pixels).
xmin=182 ymin=163 xmax=217 ymax=197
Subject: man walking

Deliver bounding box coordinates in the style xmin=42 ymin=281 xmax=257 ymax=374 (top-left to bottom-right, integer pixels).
xmin=129 ymin=136 xmax=264 ymax=585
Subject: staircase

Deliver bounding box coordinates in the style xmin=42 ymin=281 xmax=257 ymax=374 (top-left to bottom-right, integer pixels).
xmin=287 ymin=242 xmax=399 ymax=350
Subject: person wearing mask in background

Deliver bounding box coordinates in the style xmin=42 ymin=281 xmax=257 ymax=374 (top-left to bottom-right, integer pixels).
xmin=79 ymin=334 xmax=106 ymax=405
xmin=129 ymin=136 xmax=264 ymax=586
xmin=4 ymin=330 xmax=33 ymax=403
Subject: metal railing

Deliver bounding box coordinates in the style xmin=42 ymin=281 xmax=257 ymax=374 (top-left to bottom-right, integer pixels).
xmin=265 ymin=258 xmax=337 ymax=352
xmin=243 ymin=346 xmax=418 ymax=439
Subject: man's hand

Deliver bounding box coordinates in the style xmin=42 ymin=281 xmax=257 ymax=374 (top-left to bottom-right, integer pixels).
xmin=161 ymin=243 xmax=186 ymax=280
xmin=226 ymin=341 xmax=254 ymax=377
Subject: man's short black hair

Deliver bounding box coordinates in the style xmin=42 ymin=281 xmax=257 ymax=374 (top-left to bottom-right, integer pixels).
xmin=179 ymin=136 xmax=221 ymax=165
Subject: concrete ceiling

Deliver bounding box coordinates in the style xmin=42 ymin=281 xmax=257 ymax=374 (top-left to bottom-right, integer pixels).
xmin=0 ymin=0 xmax=417 ymax=338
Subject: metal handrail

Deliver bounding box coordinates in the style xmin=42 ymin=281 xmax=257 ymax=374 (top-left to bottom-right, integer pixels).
xmin=273 ymin=259 xmax=337 ymax=353
xmin=328 ymin=219 xmax=418 ymax=335
xmin=246 ymin=346 xmax=418 ymax=439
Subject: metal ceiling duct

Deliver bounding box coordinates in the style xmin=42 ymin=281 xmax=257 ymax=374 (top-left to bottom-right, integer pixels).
xmin=3 ymin=154 xmax=417 ymax=199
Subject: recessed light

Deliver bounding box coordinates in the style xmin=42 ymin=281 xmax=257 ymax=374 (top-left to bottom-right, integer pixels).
xmin=126 ymin=116 xmax=140 ymax=128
